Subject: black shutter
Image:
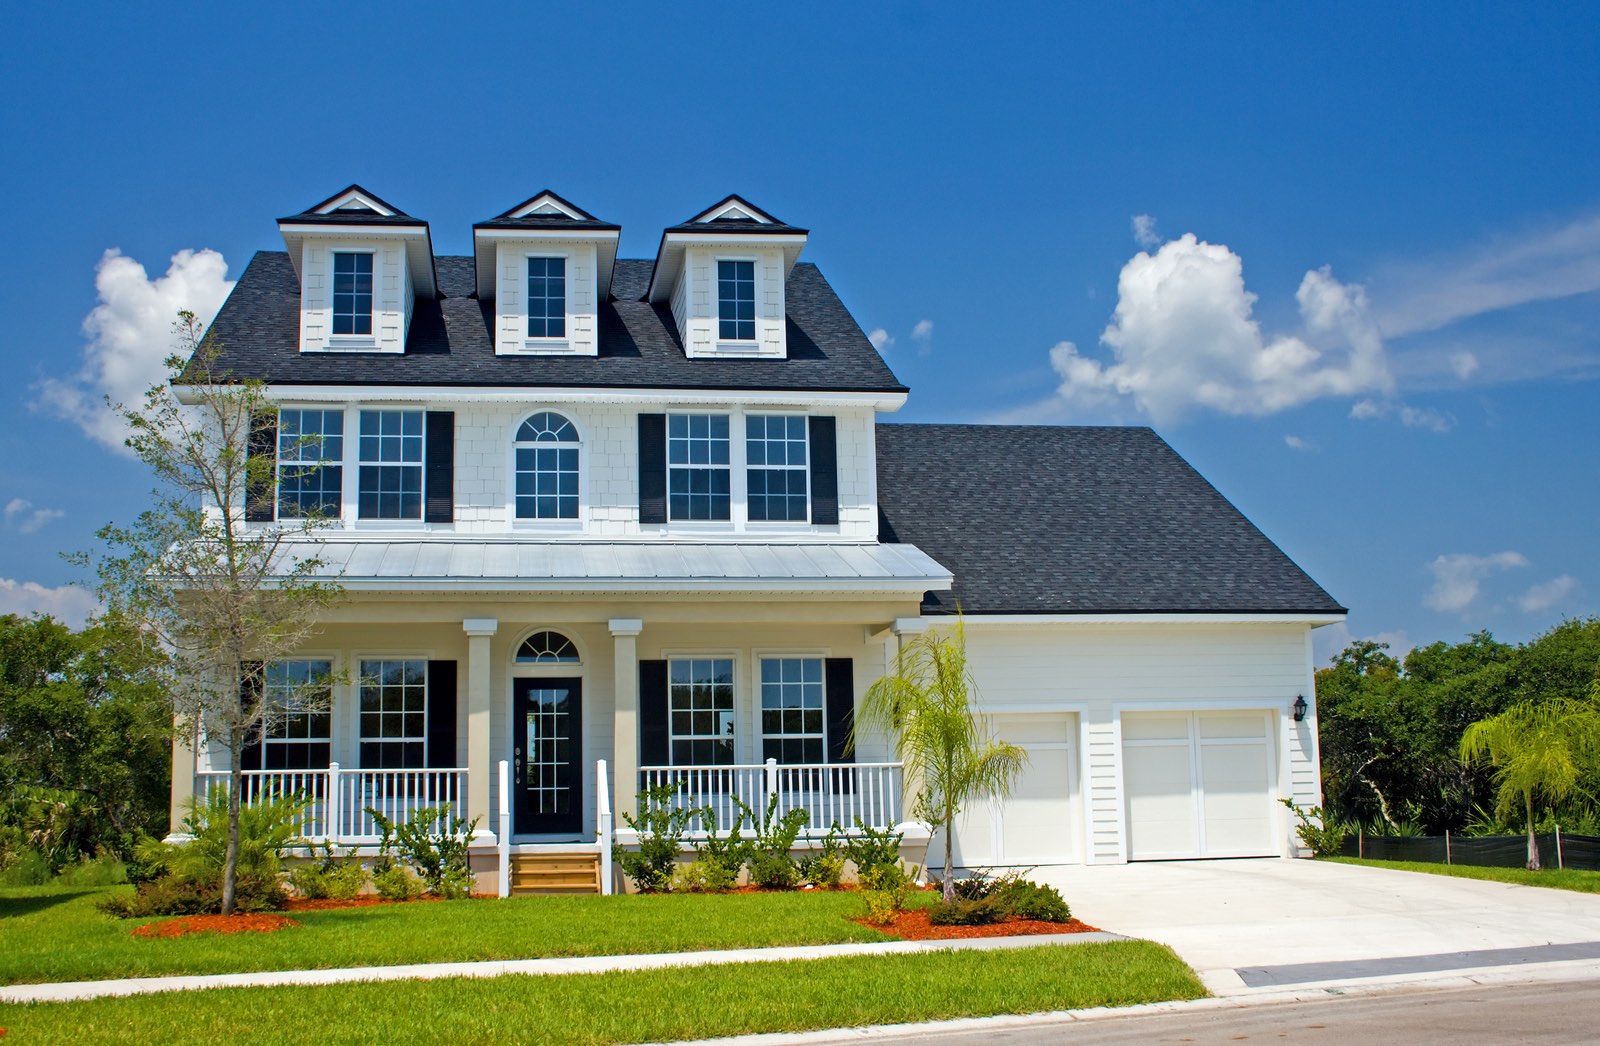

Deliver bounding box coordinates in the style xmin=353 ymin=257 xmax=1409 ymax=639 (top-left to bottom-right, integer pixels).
xmin=640 ymin=659 xmax=669 ymax=766
xmin=239 ymin=661 xmax=264 ymax=771
xmin=825 ymin=658 xmax=855 ymax=763
xmin=638 ymin=414 xmax=667 ymax=524
xmin=245 ymin=411 xmax=277 ymax=522
xmin=424 ymin=411 xmax=454 ymax=523
xmin=809 ymin=415 xmax=838 ymax=525
xmin=426 ymin=660 xmax=458 ymax=768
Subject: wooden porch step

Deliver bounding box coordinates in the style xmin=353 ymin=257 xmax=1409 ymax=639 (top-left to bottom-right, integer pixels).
xmin=509 ymin=851 xmax=602 ymax=895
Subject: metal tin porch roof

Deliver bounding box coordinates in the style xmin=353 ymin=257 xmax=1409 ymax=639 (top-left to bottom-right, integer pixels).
xmin=275 ymin=538 xmax=953 ymax=595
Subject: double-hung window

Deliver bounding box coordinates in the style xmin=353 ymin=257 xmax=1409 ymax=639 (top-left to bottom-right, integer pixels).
xmin=527 ymin=257 xmax=566 ymax=338
xmin=358 ymin=410 xmax=423 ymax=519
xmin=332 ymin=252 xmax=374 ymax=336
xmin=358 ymin=658 xmax=427 ymax=768
xmin=717 ymin=260 xmax=755 ymax=341
xmin=669 ymin=658 xmax=735 ymax=765
xmin=745 ymin=415 xmax=808 ymax=522
xmin=760 ymin=658 xmax=825 ymax=764
xmin=514 ymin=412 xmax=579 ymax=520
xmin=277 ymin=409 xmax=344 ymax=519
xmin=667 ymin=413 xmax=730 ymax=521
xmin=263 ymin=660 xmax=333 ymax=770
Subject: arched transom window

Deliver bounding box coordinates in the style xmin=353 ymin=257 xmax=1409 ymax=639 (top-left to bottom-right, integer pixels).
xmin=515 ymin=412 xmax=579 ymax=520
xmin=515 ymin=631 xmax=580 ymax=664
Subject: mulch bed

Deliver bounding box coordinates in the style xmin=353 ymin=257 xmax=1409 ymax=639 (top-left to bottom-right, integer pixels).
xmin=859 ymin=910 xmax=1102 ymax=941
xmin=133 ymin=914 xmax=301 ymax=939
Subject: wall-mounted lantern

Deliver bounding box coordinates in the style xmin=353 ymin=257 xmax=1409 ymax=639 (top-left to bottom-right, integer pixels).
xmin=1293 ymin=694 xmax=1308 ymax=722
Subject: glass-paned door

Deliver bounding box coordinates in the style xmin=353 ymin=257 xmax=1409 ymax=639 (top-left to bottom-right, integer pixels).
xmin=513 ymin=677 xmax=582 ymax=835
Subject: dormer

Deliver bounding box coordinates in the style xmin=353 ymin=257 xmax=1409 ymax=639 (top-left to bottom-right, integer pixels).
xmin=647 ymin=196 xmax=808 ymax=359
xmin=278 ymin=185 xmax=435 ymax=354
xmin=473 ymin=191 xmax=620 ymax=357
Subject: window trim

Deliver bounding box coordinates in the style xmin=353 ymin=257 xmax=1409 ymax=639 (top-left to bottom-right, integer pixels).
xmin=715 ymin=256 xmax=758 ymax=344
xmin=663 ymin=652 xmax=740 ymax=768
xmin=261 ymin=657 xmax=335 ymax=770
xmin=355 ymin=656 xmax=430 ymax=770
xmin=743 ymin=412 xmax=811 ymax=525
xmin=523 ymin=252 xmax=571 ymax=348
xmin=275 ymin=407 xmax=345 ymax=521
xmin=328 ymin=249 xmax=377 ymax=347
xmin=356 ymin=408 xmax=426 ymax=522
xmin=509 ymin=409 xmax=584 ymax=527
xmin=654 ymin=407 xmax=835 ymax=534
xmin=665 ymin=411 xmax=734 ymax=525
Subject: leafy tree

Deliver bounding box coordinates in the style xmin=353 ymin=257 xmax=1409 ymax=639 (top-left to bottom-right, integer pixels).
xmin=856 ymin=621 xmax=1026 ymax=902
xmin=0 ymin=613 xmax=170 ymax=864
xmin=85 ymin=313 xmax=342 ymax=913
xmin=1460 ymin=693 xmax=1600 ymax=869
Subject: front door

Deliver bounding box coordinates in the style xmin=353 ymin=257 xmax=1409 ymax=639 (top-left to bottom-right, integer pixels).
xmin=513 ymin=677 xmax=583 ymax=835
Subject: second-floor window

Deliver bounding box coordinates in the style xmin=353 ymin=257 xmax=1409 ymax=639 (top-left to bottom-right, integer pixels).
xmin=717 ymin=260 xmax=755 ymax=341
xmin=668 ymin=413 xmax=730 ymax=521
xmin=514 ymin=412 xmax=579 ymax=520
xmin=746 ymin=415 xmax=808 ymax=522
xmin=332 ymin=252 xmax=373 ymax=336
xmin=358 ymin=410 xmax=422 ymax=519
xmin=527 ymin=257 xmax=566 ymax=338
xmin=277 ymin=409 xmax=343 ymax=519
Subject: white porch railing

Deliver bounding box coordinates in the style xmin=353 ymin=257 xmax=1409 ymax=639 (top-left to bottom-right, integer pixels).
xmin=637 ymin=760 xmax=903 ymax=838
xmin=596 ymin=758 xmax=614 ymax=894
xmin=194 ymin=765 xmax=469 ymax=845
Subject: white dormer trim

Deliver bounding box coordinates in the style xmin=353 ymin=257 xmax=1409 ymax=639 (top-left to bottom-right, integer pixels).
xmin=509 ymin=192 xmax=588 ymax=220
xmin=684 ymin=195 xmax=784 ymax=225
xmin=314 ymin=188 xmax=398 ymax=216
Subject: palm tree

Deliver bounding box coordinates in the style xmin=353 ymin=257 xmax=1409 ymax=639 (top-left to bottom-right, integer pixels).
xmin=1459 ymin=693 xmax=1600 ymax=870
xmin=856 ymin=621 xmax=1026 ymax=901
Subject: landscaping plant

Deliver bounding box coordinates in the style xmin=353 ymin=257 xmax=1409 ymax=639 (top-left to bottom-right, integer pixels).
xmin=368 ymin=806 xmax=478 ymax=898
xmin=842 ymin=819 xmax=904 ymax=882
xmin=287 ymin=841 xmax=367 ymax=900
xmin=857 ymin=861 xmax=917 ymax=926
xmin=855 ymin=619 xmax=1026 ymax=902
xmin=1280 ymin=798 xmax=1347 ymax=856
xmin=927 ymin=871 xmax=1071 ymax=925
xmin=690 ymin=803 xmax=750 ymax=889
xmin=614 ymin=782 xmax=694 ymax=892
xmin=797 ymin=828 xmax=845 ymax=888
xmin=738 ymin=793 xmax=810 ymax=889
xmin=671 ymin=858 xmax=738 ymax=893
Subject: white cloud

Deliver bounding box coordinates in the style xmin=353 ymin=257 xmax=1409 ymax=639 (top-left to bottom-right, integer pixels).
xmin=1349 ymin=398 xmax=1453 ymax=433
xmin=867 ymin=328 xmax=895 ymax=351
xmin=3 ymin=498 xmax=64 ymax=535
xmin=36 ymin=248 xmax=234 ymax=451
xmin=0 ymin=578 xmax=100 ymax=627
xmin=1047 ymin=235 xmax=1395 ymax=425
xmin=1373 ymin=212 xmax=1600 ymax=339
xmin=1518 ymin=575 xmax=1578 ymax=614
xmin=1450 ymin=351 xmax=1479 ymax=380
xmin=911 ymin=319 xmax=933 ymax=356
xmin=1284 ymin=435 xmax=1311 ymax=450
xmin=1424 ymin=551 xmax=1529 ymax=613
xmin=1131 ymin=214 xmax=1161 ymax=249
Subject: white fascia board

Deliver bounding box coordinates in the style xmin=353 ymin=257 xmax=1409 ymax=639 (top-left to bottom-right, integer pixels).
xmin=277 ymin=224 xmax=425 ymax=237
xmin=955 ymin=612 xmax=1348 ymax=627
xmin=180 ymin=385 xmax=908 ymax=411
xmin=321 ymin=577 xmax=948 ymax=595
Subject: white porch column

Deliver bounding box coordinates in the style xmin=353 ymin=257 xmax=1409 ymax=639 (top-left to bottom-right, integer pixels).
xmin=463 ymin=617 xmax=499 ymax=843
xmin=164 ymin=719 xmax=197 ymax=843
xmin=609 ymin=618 xmax=643 ymax=820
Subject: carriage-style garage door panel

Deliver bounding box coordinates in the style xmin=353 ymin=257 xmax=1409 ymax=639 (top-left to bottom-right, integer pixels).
xmin=951 ymin=712 xmax=1078 ymax=867
xmin=1123 ymin=710 xmax=1275 ymax=860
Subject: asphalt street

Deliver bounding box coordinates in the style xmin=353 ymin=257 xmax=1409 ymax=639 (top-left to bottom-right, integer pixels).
xmin=845 ymin=978 xmax=1600 ymax=1045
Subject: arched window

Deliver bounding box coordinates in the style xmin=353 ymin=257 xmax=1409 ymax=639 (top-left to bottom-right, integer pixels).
xmin=515 ymin=631 xmax=580 ymax=664
xmin=514 ymin=412 xmax=579 ymax=520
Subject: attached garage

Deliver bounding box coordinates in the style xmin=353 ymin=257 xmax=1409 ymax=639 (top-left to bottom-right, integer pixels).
xmin=1122 ymin=710 xmax=1278 ymax=860
xmin=950 ymin=712 xmax=1080 ymax=867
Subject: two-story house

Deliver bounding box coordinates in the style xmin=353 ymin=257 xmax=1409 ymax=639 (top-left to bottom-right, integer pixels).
xmin=171 ymin=185 xmax=1345 ymax=892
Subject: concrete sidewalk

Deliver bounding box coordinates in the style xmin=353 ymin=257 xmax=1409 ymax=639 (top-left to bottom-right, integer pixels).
xmin=0 ymin=931 xmax=1123 ymax=1004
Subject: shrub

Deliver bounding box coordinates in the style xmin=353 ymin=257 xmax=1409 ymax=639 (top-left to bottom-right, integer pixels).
xmin=861 ymin=889 xmax=902 ymax=926
xmin=797 ymin=835 xmax=845 ymax=889
xmin=998 ymin=879 xmax=1071 ymax=922
xmin=927 ymin=872 xmax=1071 ymax=923
xmin=735 ymin=793 xmax=808 ymax=890
xmin=371 ymin=864 xmax=420 ymax=902
xmin=927 ymin=897 xmax=1009 ymax=925
xmin=945 ymin=867 xmax=1024 ymax=901
xmin=1281 ymin=798 xmax=1348 ymax=856
xmin=614 ymin=783 xmax=695 ymax=893
xmin=288 ymin=842 xmax=367 ymax=900
xmin=99 ymin=875 xmax=288 ymax=918
xmin=0 ymin=849 xmax=52 ymax=886
xmin=858 ymin=860 xmax=916 ymax=924
xmin=55 ymin=852 xmax=128 ymax=887
xmin=671 ymin=858 xmax=738 ymax=893
xmin=691 ymin=806 xmax=749 ymax=889
xmin=367 ymin=806 xmax=478 ymax=899
xmin=843 ymin=819 xmax=904 ymax=881
xmin=749 ymin=850 xmax=801 ymax=889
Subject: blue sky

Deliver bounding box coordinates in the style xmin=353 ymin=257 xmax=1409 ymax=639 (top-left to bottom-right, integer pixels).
xmin=1 ymin=2 xmax=1596 ymax=662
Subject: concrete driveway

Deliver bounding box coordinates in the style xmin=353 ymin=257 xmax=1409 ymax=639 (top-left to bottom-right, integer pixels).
xmin=1031 ymin=858 xmax=1600 ymax=991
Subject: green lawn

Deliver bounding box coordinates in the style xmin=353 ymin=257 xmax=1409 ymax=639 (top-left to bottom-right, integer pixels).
xmin=1328 ymin=857 xmax=1600 ymax=893
xmin=0 ymin=885 xmax=908 ymax=986
xmin=0 ymin=941 xmax=1204 ymax=1045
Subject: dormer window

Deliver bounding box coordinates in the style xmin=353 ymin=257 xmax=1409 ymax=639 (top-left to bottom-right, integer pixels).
xmin=717 ymin=260 xmax=756 ymax=341
xmin=527 ymin=257 xmax=567 ymax=339
xmin=332 ymin=252 xmax=374 ymax=336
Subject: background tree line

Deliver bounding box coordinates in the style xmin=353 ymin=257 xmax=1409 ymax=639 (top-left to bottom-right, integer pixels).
xmin=1317 ymin=616 xmax=1600 ymax=835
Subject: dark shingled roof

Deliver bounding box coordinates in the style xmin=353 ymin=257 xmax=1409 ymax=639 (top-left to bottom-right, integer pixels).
xmin=875 ymin=424 xmax=1345 ymax=616
xmin=473 ymin=189 xmax=621 ymax=231
xmin=197 ymin=253 xmax=906 ymax=393
xmin=278 ymin=184 xmax=427 ymax=228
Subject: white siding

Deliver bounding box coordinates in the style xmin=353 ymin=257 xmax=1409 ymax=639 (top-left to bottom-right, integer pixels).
xmin=298 ymin=240 xmax=411 ymax=354
xmin=493 ymin=242 xmax=600 ymax=356
xmin=673 ymin=246 xmax=788 ymax=359
xmin=958 ymin=620 xmax=1319 ymax=864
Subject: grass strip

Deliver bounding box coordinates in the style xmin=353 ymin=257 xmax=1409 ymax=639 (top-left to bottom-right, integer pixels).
xmin=1328 ymin=857 xmax=1600 ymax=893
xmin=0 ymin=886 xmax=900 ymax=986
xmin=0 ymin=940 xmax=1204 ymax=1045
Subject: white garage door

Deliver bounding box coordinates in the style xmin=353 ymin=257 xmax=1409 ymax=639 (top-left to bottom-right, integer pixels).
xmin=949 ymin=713 xmax=1079 ymax=867
xmin=1122 ymin=710 xmax=1277 ymax=860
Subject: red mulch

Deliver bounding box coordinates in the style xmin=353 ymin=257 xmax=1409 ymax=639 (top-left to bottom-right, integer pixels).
xmin=133 ymin=914 xmax=301 ymax=939
xmin=858 ymin=910 xmax=1102 ymax=941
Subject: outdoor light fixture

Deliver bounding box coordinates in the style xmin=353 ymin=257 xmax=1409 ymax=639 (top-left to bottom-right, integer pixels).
xmin=1292 ymin=694 xmax=1308 ymax=722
